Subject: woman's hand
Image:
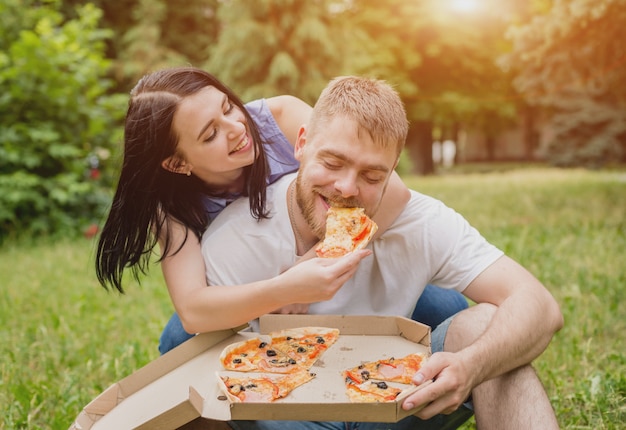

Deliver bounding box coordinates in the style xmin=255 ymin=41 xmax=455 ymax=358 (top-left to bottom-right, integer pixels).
xmin=275 ymin=249 xmax=372 ymax=305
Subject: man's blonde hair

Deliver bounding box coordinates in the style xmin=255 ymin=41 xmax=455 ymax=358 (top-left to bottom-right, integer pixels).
xmin=308 ymin=76 xmax=409 ymax=156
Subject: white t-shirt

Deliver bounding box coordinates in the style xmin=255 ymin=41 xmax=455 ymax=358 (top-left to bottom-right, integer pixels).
xmin=202 ymin=173 xmax=503 ymax=320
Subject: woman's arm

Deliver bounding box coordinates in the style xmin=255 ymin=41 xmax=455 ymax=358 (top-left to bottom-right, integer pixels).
xmin=266 ymin=95 xmax=312 ymax=146
xmin=159 ymin=219 xmax=371 ymax=333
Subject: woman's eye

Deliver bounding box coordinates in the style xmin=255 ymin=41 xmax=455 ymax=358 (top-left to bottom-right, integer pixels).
xmin=225 ymin=101 xmax=234 ymax=114
xmin=204 ymin=129 xmax=217 ymax=143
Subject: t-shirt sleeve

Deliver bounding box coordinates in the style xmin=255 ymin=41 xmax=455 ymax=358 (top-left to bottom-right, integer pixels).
xmin=425 ymin=200 xmax=504 ymax=292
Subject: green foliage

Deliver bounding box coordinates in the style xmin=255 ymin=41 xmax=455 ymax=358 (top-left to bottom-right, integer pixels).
xmin=207 ymin=0 xmax=347 ymax=104
xmin=503 ymin=0 xmax=626 ymax=166
xmin=115 ymin=0 xmax=187 ymax=86
xmin=337 ymin=0 xmax=519 ymax=173
xmin=57 ymin=0 xmax=219 ymax=91
xmin=0 ymin=2 xmax=126 ymax=240
xmin=0 ymin=237 xmax=171 ymax=429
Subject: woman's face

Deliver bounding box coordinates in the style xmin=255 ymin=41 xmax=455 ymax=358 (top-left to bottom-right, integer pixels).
xmin=171 ymin=86 xmax=255 ymax=190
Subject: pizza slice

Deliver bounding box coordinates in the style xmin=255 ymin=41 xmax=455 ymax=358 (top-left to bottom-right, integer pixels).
xmin=217 ymin=370 xmax=315 ymax=403
xmin=315 ymin=207 xmax=378 ymax=258
xmin=219 ymin=337 xmax=300 ymax=374
xmin=343 ymin=370 xmax=403 ymax=403
xmin=345 ymin=353 xmax=426 ymax=385
xmin=269 ymin=327 xmax=340 ymax=369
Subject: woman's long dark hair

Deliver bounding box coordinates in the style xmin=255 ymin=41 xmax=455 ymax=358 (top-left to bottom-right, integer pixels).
xmin=96 ymin=67 xmax=269 ymax=293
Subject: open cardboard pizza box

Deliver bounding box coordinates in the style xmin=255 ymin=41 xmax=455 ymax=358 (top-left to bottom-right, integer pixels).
xmin=70 ymin=315 xmax=431 ymax=430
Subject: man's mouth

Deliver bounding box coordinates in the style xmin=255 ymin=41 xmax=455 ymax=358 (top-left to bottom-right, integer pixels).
xmin=320 ymin=194 xmax=358 ymax=209
xmin=229 ymin=135 xmax=249 ymax=154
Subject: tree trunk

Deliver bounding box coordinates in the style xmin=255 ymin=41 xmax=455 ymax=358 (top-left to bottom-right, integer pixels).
xmin=522 ymin=105 xmax=538 ymax=161
xmin=485 ymin=134 xmax=496 ymax=161
xmin=406 ymin=120 xmax=435 ymax=175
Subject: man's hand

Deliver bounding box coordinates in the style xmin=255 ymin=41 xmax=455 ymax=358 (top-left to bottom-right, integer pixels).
xmin=402 ymin=352 xmax=475 ymax=419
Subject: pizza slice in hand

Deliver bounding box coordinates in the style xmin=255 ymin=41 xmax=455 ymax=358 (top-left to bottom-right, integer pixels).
xmin=315 ymin=207 xmax=378 ymax=258
xmin=217 ymin=370 xmax=315 ymax=403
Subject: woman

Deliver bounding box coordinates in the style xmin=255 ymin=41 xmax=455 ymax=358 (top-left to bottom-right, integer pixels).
xmin=95 ymin=67 xmax=467 ymax=354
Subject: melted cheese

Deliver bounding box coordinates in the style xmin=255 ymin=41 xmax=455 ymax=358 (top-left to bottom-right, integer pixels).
xmin=316 ymin=207 xmax=377 ymax=258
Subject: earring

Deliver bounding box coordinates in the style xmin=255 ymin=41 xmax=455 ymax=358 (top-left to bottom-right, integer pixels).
xmin=186 ymin=170 xmax=191 ymax=177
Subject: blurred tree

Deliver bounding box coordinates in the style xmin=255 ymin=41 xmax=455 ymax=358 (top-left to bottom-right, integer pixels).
xmin=0 ymin=1 xmax=126 ymax=239
xmin=340 ymin=0 xmax=517 ymax=174
xmin=206 ymin=0 xmax=348 ymax=104
xmin=60 ymin=0 xmax=219 ymax=90
xmin=503 ymin=0 xmax=626 ymax=166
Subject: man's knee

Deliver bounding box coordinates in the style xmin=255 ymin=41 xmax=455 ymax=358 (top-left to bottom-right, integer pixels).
xmin=444 ymin=303 xmax=497 ymax=352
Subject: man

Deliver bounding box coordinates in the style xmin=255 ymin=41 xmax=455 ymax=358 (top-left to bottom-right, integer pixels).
xmin=202 ymin=76 xmax=563 ymax=429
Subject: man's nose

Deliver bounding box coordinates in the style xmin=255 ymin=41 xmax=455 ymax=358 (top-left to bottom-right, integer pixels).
xmin=334 ymin=173 xmax=359 ymax=198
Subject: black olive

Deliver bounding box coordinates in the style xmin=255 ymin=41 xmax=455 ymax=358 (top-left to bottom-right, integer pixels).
xmin=373 ymin=381 xmax=388 ymax=389
xmin=286 ymin=336 xmax=293 ymax=340
xmin=360 ymin=370 xmax=370 ymax=380
xmin=259 ymin=342 xmax=267 ymax=348
xmin=232 ymin=358 xmax=242 ymax=364
xmin=297 ymin=347 xmax=307 ymax=353
xmin=316 ymin=336 xmax=325 ymax=344
xmin=266 ymin=349 xmax=277 ymax=356
xmin=245 ymin=383 xmax=257 ymax=389
xmin=289 ymin=358 xmax=297 ymax=365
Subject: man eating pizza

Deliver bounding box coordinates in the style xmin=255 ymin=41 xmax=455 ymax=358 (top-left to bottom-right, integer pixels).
xmin=201 ymin=76 xmax=563 ymax=429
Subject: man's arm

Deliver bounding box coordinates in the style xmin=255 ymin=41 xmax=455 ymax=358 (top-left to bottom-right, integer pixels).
xmin=403 ymin=255 xmax=563 ymax=415
xmin=459 ymin=256 xmax=563 ymax=379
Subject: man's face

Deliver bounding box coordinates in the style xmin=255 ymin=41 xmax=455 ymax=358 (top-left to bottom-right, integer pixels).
xmin=294 ymin=115 xmax=399 ymax=238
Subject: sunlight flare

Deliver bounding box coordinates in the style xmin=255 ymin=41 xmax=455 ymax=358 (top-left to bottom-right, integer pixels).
xmin=449 ymin=0 xmax=480 ymax=13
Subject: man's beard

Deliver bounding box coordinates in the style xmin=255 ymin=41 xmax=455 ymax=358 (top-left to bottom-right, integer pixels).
xmin=294 ymin=175 xmax=328 ymax=239
xmin=294 ymin=175 xmax=366 ymax=239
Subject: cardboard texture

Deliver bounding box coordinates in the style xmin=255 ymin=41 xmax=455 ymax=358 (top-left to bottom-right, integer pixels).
xmin=69 ymin=315 xmax=430 ymax=429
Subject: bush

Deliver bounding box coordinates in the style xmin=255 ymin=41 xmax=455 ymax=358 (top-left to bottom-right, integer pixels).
xmin=0 ymin=2 xmax=126 ymax=240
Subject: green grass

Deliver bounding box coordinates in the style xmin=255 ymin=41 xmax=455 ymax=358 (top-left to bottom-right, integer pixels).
xmin=2 ymin=167 xmax=625 ymax=429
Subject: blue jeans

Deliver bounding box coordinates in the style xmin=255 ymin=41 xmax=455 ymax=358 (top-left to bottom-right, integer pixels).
xmin=227 ymin=315 xmax=473 ymax=430
xmin=158 ymin=285 xmax=468 ymax=355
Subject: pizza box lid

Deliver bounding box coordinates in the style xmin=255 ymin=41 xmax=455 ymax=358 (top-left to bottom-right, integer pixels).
xmin=69 ymin=315 xmax=431 ymax=429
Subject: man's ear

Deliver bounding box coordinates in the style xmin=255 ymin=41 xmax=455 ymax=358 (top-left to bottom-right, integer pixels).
xmin=294 ymin=125 xmax=307 ymax=161
xmin=161 ymin=155 xmax=190 ymax=175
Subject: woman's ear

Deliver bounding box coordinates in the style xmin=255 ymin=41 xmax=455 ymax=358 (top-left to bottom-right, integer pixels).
xmin=294 ymin=125 xmax=307 ymax=161
xmin=161 ymin=155 xmax=191 ymax=175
